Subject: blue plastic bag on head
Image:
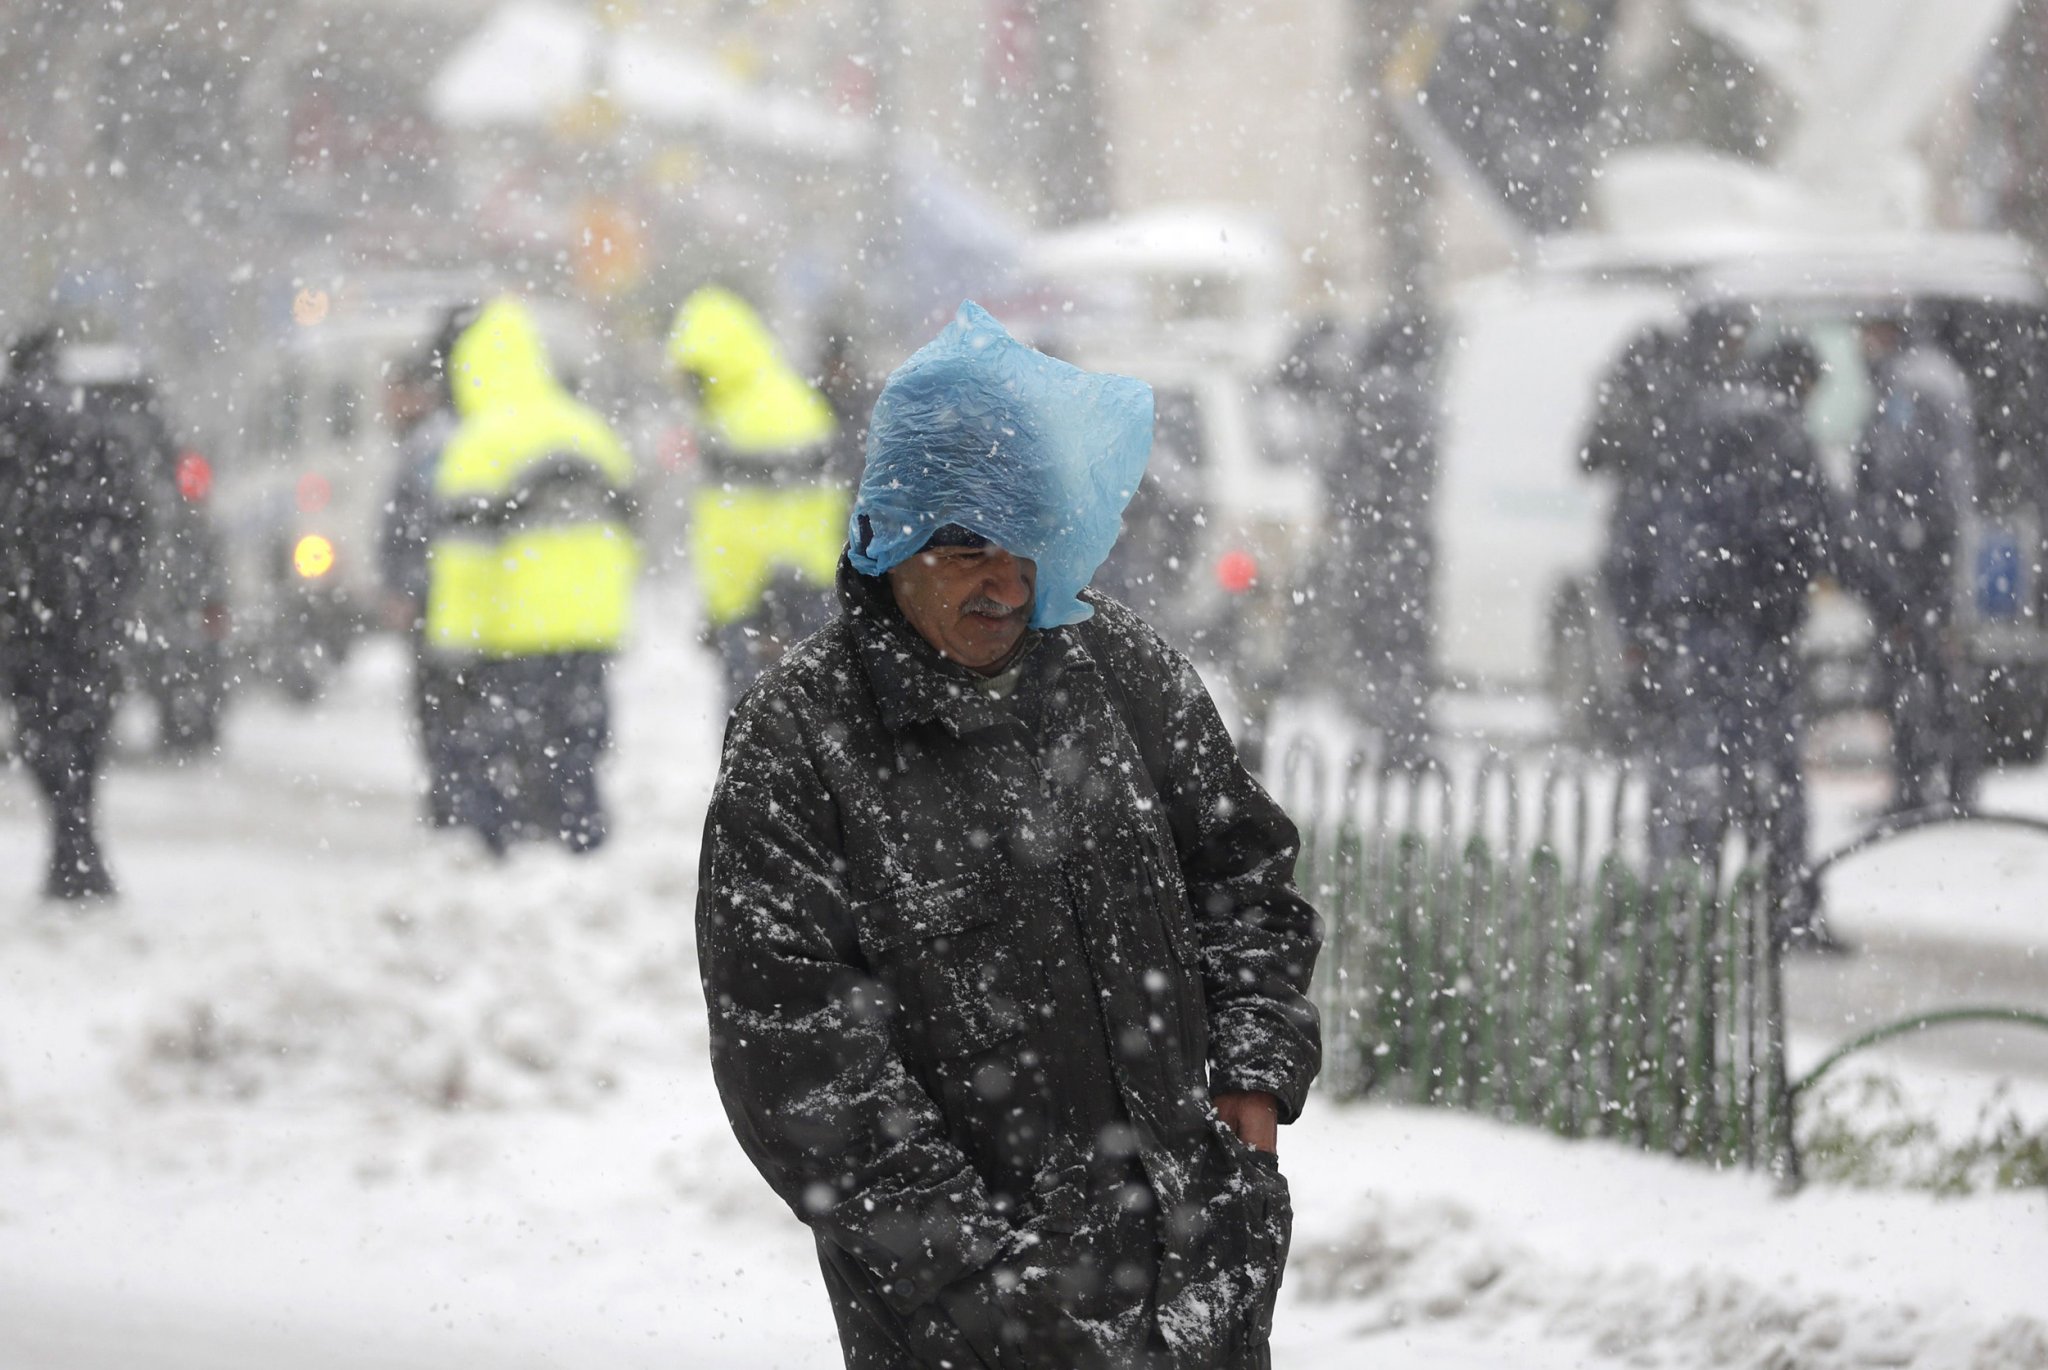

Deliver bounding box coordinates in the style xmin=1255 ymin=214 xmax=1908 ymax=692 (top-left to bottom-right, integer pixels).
xmin=848 ymin=301 xmax=1154 ymax=629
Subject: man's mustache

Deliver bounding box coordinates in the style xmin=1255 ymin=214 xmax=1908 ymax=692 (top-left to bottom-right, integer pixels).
xmin=961 ymin=595 xmax=1025 ymax=619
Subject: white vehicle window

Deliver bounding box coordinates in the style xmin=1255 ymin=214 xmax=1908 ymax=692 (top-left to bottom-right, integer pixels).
xmin=1753 ymin=316 xmax=1871 ymax=489
xmin=1798 ymin=322 xmax=1872 ymax=483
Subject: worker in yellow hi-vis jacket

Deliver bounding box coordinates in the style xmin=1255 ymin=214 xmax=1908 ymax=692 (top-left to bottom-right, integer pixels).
xmin=427 ymin=298 xmax=638 ymax=855
xmin=666 ymin=286 xmax=845 ymax=702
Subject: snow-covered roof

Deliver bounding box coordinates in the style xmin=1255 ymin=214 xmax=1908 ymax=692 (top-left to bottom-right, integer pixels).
xmin=1020 ymin=206 xmax=1285 ymax=284
xmin=428 ymin=0 xmax=871 ymax=162
xmin=54 ymin=343 xmax=146 ymax=387
xmin=1534 ymin=231 xmax=2046 ymax=307
xmin=428 ymin=1 xmax=596 ymax=129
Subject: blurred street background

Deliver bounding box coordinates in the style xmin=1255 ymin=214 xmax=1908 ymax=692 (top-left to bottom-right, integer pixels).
xmin=3 ymin=1 xmax=2048 ymax=1366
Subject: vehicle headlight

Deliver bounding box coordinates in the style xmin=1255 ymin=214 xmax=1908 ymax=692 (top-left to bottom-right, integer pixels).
xmin=293 ymin=534 xmax=336 ymax=580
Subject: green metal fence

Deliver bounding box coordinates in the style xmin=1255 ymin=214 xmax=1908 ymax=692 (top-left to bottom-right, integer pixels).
xmin=1282 ymin=747 xmax=1796 ymax=1177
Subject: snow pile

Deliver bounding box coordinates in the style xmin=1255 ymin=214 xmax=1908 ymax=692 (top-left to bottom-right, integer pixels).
xmin=1295 ymin=1190 xmax=2048 ymax=1369
xmin=123 ymin=845 xmax=701 ymax=1113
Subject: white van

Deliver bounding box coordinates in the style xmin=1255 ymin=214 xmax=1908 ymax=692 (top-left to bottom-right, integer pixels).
xmin=1435 ymin=231 xmax=2048 ymax=759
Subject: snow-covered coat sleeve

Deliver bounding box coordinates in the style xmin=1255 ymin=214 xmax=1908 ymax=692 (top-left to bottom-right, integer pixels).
xmin=696 ymin=688 xmax=1012 ymax=1316
xmin=1103 ymin=604 xmax=1323 ymax=1123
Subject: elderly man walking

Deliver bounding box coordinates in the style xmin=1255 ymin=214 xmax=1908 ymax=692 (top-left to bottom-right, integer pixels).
xmin=697 ymin=303 xmax=1322 ymax=1368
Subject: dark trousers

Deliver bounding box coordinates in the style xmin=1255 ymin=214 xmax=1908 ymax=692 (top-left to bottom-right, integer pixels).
xmin=410 ymin=631 xmax=469 ymax=829
xmin=468 ymin=652 xmax=611 ymax=855
xmin=8 ymin=644 xmax=118 ymax=896
xmin=1876 ymin=625 xmax=1979 ymax=812
xmin=1648 ymin=649 xmax=1815 ymax=933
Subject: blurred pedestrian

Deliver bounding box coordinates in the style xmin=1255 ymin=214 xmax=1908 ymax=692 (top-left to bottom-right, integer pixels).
xmin=426 ymin=299 xmax=638 ymax=855
xmin=1584 ymin=324 xmax=1686 ymax=746
xmin=31 ymin=334 xmax=226 ymax=757
xmin=1754 ymin=332 xmax=1841 ymax=946
xmin=698 ymin=303 xmax=1319 ymax=1368
xmin=1844 ymin=317 xmax=1980 ymax=815
xmin=0 ymin=326 xmax=149 ymax=898
xmin=379 ymin=307 xmax=469 ymax=830
xmin=1583 ymin=325 xmax=1686 ymax=483
xmin=1635 ymin=311 xmax=1838 ymax=947
xmin=1322 ymin=310 xmax=1439 ymax=768
xmin=666 ymin=287 xmax=843 ymax=704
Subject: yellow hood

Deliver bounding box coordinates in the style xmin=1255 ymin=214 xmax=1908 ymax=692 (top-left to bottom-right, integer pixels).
xmin=665 ymin=286 xmax=836 ymax=455
xmin=449 ymin=298 xmax=559 ymax=419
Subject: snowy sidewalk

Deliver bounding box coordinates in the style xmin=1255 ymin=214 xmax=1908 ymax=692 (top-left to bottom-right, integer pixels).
xmin=1 ymin=613 xmax=2044 ymax=1368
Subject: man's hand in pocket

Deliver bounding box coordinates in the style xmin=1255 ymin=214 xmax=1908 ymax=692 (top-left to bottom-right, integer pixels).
xmin=1215 ymin=1091 xmax=1279 ymax=1154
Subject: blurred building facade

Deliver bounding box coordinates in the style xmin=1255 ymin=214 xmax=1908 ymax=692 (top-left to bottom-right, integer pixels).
xmin=685 ymin=0 xmax=2048 ymax=315
xmin=0 ymin=0 xmax=479 ymax=440
xmin=6 ymin=0 xmax=2047 ymax=394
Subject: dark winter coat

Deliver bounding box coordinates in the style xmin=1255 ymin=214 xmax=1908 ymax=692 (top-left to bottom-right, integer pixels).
xmin=697 ymin=560 xmax=1322 ymax=1369
xmin=0 ymin=373 xmax=148 ymax=666
xmin=1847 ymin=345 xmax=1976 ymax=633
xmin=1581 ymin=327 xmax=1683 ymax=483
xmin=1587 ymin=329 xmax=1688 ymax=648
xmin=1622 ymin=376 xmax=1832 ymax=886
xmin=1607 ymin=377 xmax=1831 ymax=673
xmin=1655 ymin=383 xmax=1831 ymax=647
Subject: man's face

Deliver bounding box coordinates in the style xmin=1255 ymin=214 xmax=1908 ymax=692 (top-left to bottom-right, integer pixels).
xmin=887 ymin=543 xmax=1037 ymax=674
xmin=1862 ymin=320 xmax=1904 ymax=370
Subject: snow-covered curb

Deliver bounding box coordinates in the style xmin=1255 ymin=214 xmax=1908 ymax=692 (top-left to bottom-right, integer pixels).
xmin=1281 ymin=1104 xmax=2048 ymax=1369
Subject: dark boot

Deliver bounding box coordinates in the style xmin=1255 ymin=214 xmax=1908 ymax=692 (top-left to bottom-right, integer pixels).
xmin=37 ymin=732 xmax=116 ymax=899
xmin=46 ymin=830 xmax=116 ymax=900
xmin=546 ymin=653 xmax=610 ymax=856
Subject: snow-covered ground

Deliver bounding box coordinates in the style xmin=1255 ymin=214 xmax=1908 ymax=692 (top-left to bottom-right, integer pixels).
xmin=2 ymin=586 xmax=2044 ymax=1369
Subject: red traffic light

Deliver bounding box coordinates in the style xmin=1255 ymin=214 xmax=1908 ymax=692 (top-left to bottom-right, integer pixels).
xmin=175 ymin=452 xmax=213 ymax=502
xmin=296 ymin=472 xmax=333 ymax=514
xmin=1216 ymin=549 xmax=1259 ymax=595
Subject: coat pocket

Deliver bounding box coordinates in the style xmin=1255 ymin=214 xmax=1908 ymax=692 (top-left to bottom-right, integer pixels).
xmin=1202 ymin=1118 xmax=1292 ymax=1351
xmin=852 ymin=874 xmax=1035 ymax=1058
xmin=1235 ymin=1144 xmax=1292 ymax=1348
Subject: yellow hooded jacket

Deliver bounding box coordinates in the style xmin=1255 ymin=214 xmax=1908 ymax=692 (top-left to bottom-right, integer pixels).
xmin=426 ymin=299 xmax=639 ymax=657
xmin=667 ymin=287 xmax=847 ymax=626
